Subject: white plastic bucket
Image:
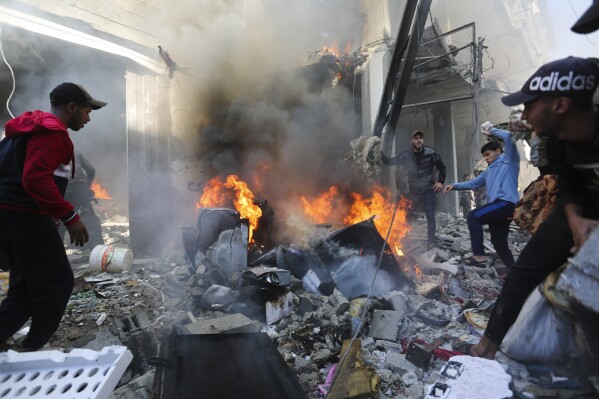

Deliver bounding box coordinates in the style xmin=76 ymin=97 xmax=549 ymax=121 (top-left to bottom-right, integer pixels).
xmin=89 ymin=245 xmax=133 ymax=273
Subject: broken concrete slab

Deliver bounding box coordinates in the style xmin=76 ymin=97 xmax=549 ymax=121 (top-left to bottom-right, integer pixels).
xmin=200 ymin=284 xmax=237 ymax=308
xmin=368 ymin=310 xmax=403 ymax=341
xmin=384 ymin=291 xmax=409 ymax=314
xmin=184 ymin=313 xmax=262 ymax=334
xmin=384 ymin=352 xmax=419 ymax=375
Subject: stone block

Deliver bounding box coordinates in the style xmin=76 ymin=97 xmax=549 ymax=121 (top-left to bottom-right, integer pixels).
xmin=201 ymin=284 xmax=236 ymax=307
xmin=384 ymin=352 xmax=418 ymax=375
xmin=184 ymin=313 xmax=262 ymax=334
xmin=368 ymin=310 xmax=403 ymax=341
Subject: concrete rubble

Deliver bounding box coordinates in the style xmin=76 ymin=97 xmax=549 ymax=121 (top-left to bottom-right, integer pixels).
xmin=1 ymin=202 xmax=597 ymax=399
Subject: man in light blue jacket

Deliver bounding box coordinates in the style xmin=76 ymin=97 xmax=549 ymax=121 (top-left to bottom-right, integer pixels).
xmin=443 ymin=126 xmax=520 ymax=268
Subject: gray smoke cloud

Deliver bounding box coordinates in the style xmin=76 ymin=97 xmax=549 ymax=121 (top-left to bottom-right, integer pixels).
xmin=156 ymin=0 xmax=369 ymax=238
xmin=0 ymin=0 xmax=370 ymax=247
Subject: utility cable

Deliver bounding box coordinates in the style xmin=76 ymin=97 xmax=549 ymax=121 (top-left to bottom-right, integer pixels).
xmin=0 ymin=22 xmax=16 ymax=119
xmin=325 ymin=169 xmax=408 ymax=398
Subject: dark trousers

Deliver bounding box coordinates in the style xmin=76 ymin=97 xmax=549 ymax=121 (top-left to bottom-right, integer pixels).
xmin=0 ymin=209 xmax=74 ymax=349
xmin=484 ymin=201 xmax=598 ymax=346
xmin=408 ymin=189 xmax=436 ymax=241
xmin=466 ymin=199 xmax=516 ymax=268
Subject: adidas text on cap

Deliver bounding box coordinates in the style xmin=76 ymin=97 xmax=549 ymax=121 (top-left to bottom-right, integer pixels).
xmin=501 ymin=57 xmax=599 ymax=106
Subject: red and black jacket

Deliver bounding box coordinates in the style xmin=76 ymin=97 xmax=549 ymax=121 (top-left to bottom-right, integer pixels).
xmin=0 ymin=111 xmax=79 ymax=225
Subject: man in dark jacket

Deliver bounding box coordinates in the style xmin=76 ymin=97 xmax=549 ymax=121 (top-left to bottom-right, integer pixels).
xmin=0 ymin=82 xmax=106 ymax=351
xmin=382 ymin=130 xmax=446 ymax=246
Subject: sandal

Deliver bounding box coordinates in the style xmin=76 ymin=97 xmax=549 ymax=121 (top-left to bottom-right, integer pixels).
xmin=463 ymin=256 xmax=487 ymax=267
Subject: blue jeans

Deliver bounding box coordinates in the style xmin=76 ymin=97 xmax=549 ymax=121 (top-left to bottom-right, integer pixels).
xmin=466 ymin=199 xmax=515 ymax=267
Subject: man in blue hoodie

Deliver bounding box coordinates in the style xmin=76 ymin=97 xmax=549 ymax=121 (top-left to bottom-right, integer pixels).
xmin=443 ymin=126 xmax=520 ymax=268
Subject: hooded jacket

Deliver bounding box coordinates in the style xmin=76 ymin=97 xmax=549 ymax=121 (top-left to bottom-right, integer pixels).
xmin=0 ymin=110 xmax=79 ymax=225
xmin=451 ymin=128 xmax=520 ymax=204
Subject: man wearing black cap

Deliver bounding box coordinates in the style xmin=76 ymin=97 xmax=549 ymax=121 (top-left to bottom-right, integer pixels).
xmin=382 ymin=130 xmax=446 ymax=246
xmin=466 ymin=57 xmax=599 ymax=361
xmin=0 ymin=82 xmax=106 ymax=351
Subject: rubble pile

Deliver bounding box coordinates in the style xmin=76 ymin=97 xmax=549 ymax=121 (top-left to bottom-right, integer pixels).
xmin=3 ymin=202 xmax=597 ymax=399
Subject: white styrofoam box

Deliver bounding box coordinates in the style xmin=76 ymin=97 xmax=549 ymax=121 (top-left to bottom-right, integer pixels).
xmin=0 ymin=345 xmax=132 ymax=399
xmin=424 ymin=356 xmax=512 ymax=399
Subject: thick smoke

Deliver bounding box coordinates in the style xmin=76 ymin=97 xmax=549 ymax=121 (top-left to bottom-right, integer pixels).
xmin=0 ymin=0 xmax=369 ymax=247
xmin=155 ymin=0 xmax=368 ymax=239
xmin=0 ymin=2 xmax=129 ymax=198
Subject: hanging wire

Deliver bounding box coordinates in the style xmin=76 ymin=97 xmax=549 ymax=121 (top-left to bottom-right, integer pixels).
xmin=325 ymin=169 xmax=408 ymax=399
xmin=0 ymin=22 xmax=16 ymax=119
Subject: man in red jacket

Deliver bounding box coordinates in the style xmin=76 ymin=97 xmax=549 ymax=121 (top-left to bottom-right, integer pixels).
xmin=0 ymin=82 xmax=106 ymax=351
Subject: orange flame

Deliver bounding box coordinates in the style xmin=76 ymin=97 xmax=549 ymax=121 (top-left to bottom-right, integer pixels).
xmin=195 ymin=175 xmax=262 ymax=242
xmin=322 ymin=39 xmax=341 ymax=57
xmin=197 ymin=177 xmax=229 ymax=209
xmin=395 ymin=245 xmax=424 ymax=280
xmin=91 ymin=181 xmax=112 ymax=200
xmin=414 ymin=264 xmax=424 ymax=280
xmin=343 ymin=186 xmax=411 ymax=250
xmin=300 ymin=186 xmax=339 ymax=224
xmin=225 ymin=175 xmax=262 ymax=241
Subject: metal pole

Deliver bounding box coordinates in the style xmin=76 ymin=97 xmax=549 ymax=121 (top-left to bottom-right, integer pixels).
xmin=470 ymin=37 xmax=484 ymax=172
xmin=384 ymin=0 xmax=433 ymax=143
xmin=372 ymin=0 xmax=419 ymax=138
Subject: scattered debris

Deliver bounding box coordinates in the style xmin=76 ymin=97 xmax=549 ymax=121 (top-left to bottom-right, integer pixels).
xmin=3 ymin=202 xmax=594 ymax=399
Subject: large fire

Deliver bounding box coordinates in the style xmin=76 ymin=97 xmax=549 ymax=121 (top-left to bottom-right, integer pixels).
xmin=91 ymin=181 xmax=112 ymax=200
xmin=343 ymin=187 xmax=411 ymax=251
xmin=197 ymin=175 xmax=412 ymax=261
xmin=197 ymin=177 xmax=230 ymax=209
xmin=225 ymin=175 xmax=262 ymax=241
xmin=300 ymin=186 xmax=339 ymax=224
xmin=196 ymin=175 xmax=262 ymax=241
xmin=300 ymin=185 xmax=411 ymax=252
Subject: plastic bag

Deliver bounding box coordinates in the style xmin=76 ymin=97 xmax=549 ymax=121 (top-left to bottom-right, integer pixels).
xmin=501 ymin=288 xmax=574 ymax=363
